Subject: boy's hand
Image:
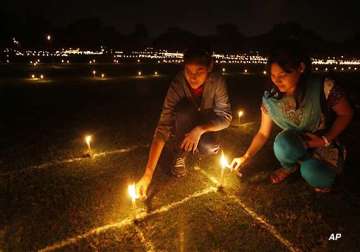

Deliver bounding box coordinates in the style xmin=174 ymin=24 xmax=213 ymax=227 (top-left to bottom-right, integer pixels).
xmin=181 ymin=126 xmax=204 ymax=153
xmin=136 ymin=174 xmax=152 ymax=200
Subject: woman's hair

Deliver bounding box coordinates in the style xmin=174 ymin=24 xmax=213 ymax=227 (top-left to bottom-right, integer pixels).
xmin=265 ymin=40 xmax=312 ymax=108
xmin=183 ymin=46 xmax=213 ymax=68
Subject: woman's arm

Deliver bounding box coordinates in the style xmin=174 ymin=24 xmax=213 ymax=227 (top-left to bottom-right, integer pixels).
xmin=324 ymin=96 xmax=353 ymax=142
xmin=230 ymin=108 xmax=273 ymax=170
xmin=244 ymin=108 xmax=273 ymax=159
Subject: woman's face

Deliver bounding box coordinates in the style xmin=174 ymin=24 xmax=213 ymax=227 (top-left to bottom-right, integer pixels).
xmin=270 ymin=62 xmax=305 ymax=94
xmin=184 ymin=63 xmax=209 ymax=89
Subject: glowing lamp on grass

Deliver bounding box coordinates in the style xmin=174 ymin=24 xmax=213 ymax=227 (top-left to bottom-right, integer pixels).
xmin=85 ymin=135 xmax=92 ymax=154
xmin=154 ymin=71 xmax=158 ymax=76
xmin=101 ymin=73 xmax=105 ymax=78
xmin=238 ymin=110 xmax=244 ymax=124
xmin=128 ymin=183 xmax=139 ymax=208
xmin=219 ymin=151 xmax=230 ymax=187
xmin=138 ymin=71 xmax=142 ymax=76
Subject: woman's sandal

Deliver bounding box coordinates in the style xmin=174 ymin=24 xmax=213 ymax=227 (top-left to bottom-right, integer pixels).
xmin=270 ymin=166 xmax=298 ymax=184
xmin=314 ymin=187 xmax=332 ymax=193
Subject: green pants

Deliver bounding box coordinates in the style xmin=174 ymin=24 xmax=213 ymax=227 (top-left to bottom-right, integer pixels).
xmin=273 ymin=129 xmax=336 ymax=188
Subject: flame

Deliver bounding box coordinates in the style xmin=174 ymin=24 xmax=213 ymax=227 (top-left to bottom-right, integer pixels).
xmin=220 ymin=151 xmax=229 ymax=169
xmin=128 ymin=183 xmax=139 ymax=200
xmin=85 ymin=135 xmax=92 ymax=146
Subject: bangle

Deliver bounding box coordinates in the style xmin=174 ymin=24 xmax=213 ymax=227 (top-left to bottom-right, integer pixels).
xmin=321 ymin=136 xmax=331 ymax=147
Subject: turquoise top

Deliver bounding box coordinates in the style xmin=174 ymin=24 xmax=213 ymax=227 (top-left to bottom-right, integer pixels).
xmin=262 ymin=76 xmax=322 ymax=132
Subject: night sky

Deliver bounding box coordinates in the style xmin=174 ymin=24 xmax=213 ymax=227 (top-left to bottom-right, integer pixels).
xmin=3 ymin=0 xmax=360 ymax=42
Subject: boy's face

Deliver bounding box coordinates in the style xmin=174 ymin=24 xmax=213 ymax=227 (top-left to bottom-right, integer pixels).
xmin=184 ymin=63 xmax=209 ymax=89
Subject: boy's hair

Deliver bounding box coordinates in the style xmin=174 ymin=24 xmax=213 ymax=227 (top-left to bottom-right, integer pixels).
xmin=183 ymin=47 xmax=213 ymax=68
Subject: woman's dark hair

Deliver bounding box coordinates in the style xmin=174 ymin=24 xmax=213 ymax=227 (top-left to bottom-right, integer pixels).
xmin=265 ymin=40 xmax=312 ymax=108
xmin=183 ymin=46 xmax=213 ymax=68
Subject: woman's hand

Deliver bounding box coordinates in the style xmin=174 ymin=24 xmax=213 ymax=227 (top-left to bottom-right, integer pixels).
xmin=304 ymin=133 xmax=326 ymax=148
xmin=181 ymin=126 xmax=204 ymax=153
xmin=230 ymin=154 xmax=250 ymax=173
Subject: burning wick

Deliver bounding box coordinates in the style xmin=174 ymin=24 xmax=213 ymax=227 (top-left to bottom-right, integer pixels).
xmin=128 ymin=183 xmax=139 ymax=208
xmin=219 ymin=151 xmax=230 ymax=187
xmin=238 ymin=110 xmax=244 ymax=124
xmin=85 ymin=135 xmax=92 ymax=155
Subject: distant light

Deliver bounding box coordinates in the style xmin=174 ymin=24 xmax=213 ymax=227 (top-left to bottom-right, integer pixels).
xmin=263 ymin=70 xmax=267 ymax=75
xmin=222 ymin=67 xmax=226 ymax=73
xmin=31 ymin=74 xmax=35 ymax=79
xmin=315 ymin=67 xmax=318 ymax=71
xmin=66 ymin=60 xmax=70 ymax=63
xmin=101 ymin=73 xmax=105 ymax=78
xmin=138 ymin=71 xmax=142 ymax=76
xmin=61 ymin=59 xmax=64 ymax=63
xmin=46 ymin=34 xmax=51 ymax=41
xmin=137 ymin=59 xmax=140 ymax=63
xmin=40 ymin=74 xmax=44 ymax=79
xmin=92 ymin=70 xmax=96 ymax=76
xmin=244 ymin=69 xmax=248 ymax=73
xmin=154 ymin=71 xmax=158 ymax=76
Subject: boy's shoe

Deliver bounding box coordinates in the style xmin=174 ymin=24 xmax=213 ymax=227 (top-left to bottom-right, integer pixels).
xmin=171 ymin=152 xmax=188 ymax=178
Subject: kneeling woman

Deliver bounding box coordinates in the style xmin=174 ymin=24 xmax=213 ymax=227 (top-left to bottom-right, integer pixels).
xmin=231 ymin=42 xmax=353 ymax=192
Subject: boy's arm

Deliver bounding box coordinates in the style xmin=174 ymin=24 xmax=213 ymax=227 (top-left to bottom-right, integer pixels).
xmin=206 ymin=77 xmax=232 ymax=131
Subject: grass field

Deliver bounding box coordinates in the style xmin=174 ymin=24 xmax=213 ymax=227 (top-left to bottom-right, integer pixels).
xmin=1 ymin=63 xmax=360 ymax=251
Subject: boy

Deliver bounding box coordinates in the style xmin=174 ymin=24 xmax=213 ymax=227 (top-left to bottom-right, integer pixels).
xmin=136 ymin=47 xmax=232 ymax=198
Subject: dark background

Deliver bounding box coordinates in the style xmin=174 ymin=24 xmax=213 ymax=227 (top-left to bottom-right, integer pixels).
xmin=1 ymin=0 xmax=360 ymax=53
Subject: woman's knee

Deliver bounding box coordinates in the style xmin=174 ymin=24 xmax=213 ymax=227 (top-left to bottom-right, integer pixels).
xmin=300 ymin=159 xmax=336 ymax=188
xmin=274 ymin=129 xmax=307 ymax=164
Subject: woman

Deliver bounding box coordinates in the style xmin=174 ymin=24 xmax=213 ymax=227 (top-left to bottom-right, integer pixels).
xmin=230 ymin=42 xmax=353 ymax=192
